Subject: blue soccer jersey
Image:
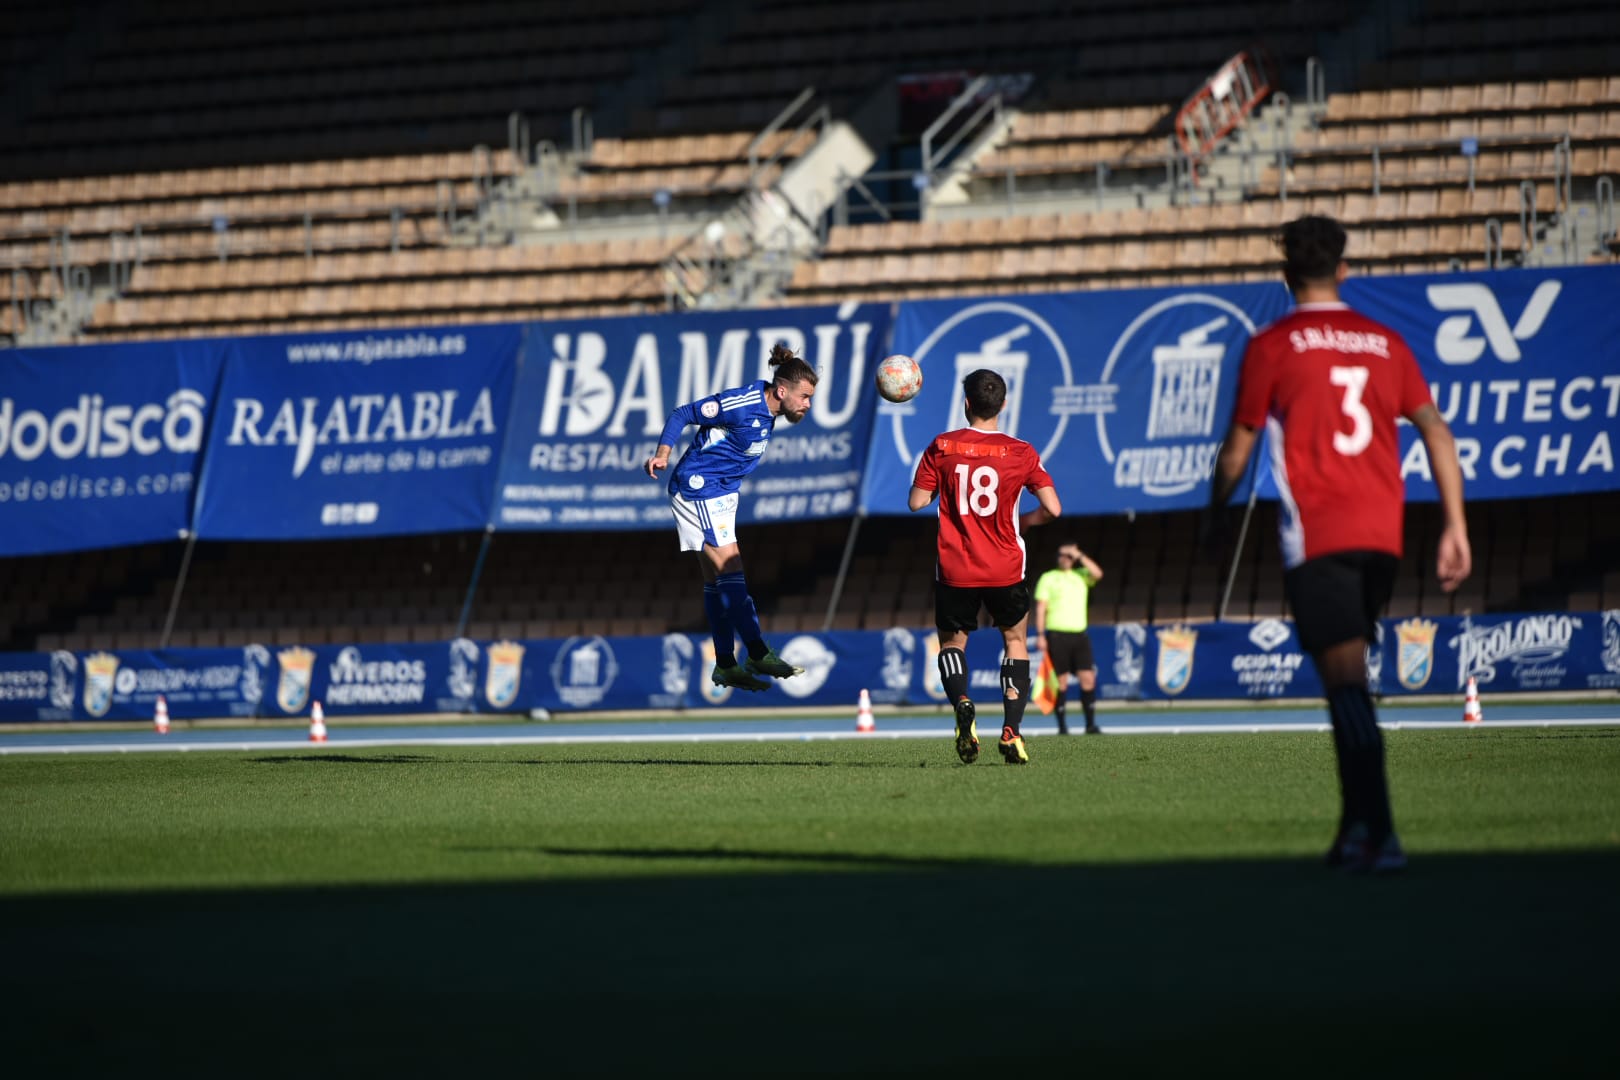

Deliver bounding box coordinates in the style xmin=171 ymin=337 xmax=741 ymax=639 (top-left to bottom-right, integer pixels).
xmin=659 ymin=380 xmax=777 ymax=499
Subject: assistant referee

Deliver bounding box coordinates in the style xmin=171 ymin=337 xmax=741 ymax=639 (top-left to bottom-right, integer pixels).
xmin=1033 ymin=543 xmax=1104 ymax=735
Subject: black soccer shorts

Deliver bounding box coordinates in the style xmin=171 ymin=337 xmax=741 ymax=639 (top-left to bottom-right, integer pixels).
xmin=935 ymin=582 xmax=1031 ymax=634
xmin=1045 ymin=629 xmax=1095 ymax=674
xmin=1283 ymin=550 xmax=1399 ymax=655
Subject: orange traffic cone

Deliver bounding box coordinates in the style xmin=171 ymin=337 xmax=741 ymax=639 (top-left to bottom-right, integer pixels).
xmin=153 ymin=695 xmax=170 ymax=735
xmin=1463 ymin=677 xmax=1483 ymax=724
xmin=309 ymin=700 xmax=328 ymax=743
xmin=855 ymin=688 xmax=875 ymax=733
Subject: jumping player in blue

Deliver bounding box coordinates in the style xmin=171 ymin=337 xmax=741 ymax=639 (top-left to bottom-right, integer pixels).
xmin=645 ymin=343 xmax=817 ymax=692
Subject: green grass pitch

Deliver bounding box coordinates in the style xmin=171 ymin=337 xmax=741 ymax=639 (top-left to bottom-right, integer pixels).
xmin=2 ymin=726 xmax=1617 ymax=1076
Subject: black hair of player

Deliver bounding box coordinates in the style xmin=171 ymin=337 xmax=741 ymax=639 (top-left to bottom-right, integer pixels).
xmin=963 ymin=369 xmax=1006 ymax=421
xmin=768 ymin=342 xmax=818 ymax=387
xmin=1280 ymin=215 xmax=1347 ymax=292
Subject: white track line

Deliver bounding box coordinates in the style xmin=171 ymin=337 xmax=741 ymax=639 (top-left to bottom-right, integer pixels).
xmin=1 ymin=716 xmax=1615 ymax=755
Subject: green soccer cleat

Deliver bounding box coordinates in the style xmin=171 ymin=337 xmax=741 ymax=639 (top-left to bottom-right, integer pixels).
xmin=745 ymin=648 xmax=804 ymax=679
xmin=712 ymin=663 xmax=771 ymax=692
xmin=998 ymin=726 xmax=1029 ymax=765
xmin=953 ymin=698 xmax=979 ymax=764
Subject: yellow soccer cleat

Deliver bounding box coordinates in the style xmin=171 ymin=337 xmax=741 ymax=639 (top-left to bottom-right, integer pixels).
xmin=998 ymin=726 xmax=1029 ymax=765
xmin=953 ymin=698 xmax=979 ymax=764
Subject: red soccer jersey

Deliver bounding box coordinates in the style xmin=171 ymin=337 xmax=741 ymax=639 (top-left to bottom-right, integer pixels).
xmin=912 ymin=428 xmax=1055 ymax=587
xmin=1232 ymin=302 xmax=1433 ymax=568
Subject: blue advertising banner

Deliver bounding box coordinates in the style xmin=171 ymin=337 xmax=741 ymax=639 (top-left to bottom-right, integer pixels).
xmin=1342 ymin=265 xmax=1620 ymax=502
xmin=492 ymin=303 xmax=891 ymax=531
xmin=4 ymin=611 xmax=1617 ymax=722
xmin=191 ymin=325 xmax=521 ymax=539
xmin=0 ymin=339 xmax=224 ymax=556
xmin=1377 ymin=610 xmax=1620 ymax=697
xmin=1138 ymin=618 xmax=1325 ymax=701
xmin=865 ymin=285 xmax=1293 ymax=517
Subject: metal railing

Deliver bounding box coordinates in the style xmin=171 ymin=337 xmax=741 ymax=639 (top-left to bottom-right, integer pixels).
xmin=1484 ymin=217 xmax=1505 ymax=269
xmin=1597 ymin=175 xmax=1616 ymax=249
xmin=747 ymin=87 xmax=830 ymax=183
xmin=920 ymin=75 xmax=1003 ymax=179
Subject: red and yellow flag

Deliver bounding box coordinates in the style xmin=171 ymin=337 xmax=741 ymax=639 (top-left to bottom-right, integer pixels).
xmin=1032 ymin=652 xmax=1062 ymax=715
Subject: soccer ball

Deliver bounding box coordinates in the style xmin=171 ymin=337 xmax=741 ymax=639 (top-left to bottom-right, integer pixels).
xmin=875 ymin=354 xmax=922 ymax=403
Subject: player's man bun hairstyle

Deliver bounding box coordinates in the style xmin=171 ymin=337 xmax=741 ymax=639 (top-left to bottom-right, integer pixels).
xmin=963 ymin=369 xmax=1006 ymax=421
xmin=768 ymin=342 xmax=818 ymax=387
xmin=1280 ymin=214 xmax=1347 ymax=289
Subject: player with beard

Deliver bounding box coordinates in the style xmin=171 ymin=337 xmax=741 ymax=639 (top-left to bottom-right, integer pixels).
xmin=647 ymin=343 xmax=817 ymax=692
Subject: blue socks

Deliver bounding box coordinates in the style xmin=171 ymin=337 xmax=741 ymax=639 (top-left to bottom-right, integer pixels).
xmin=715 ymin=572 xmax=767 ymax=661
xmin=703 ymin=584 xmax=735 ymax=667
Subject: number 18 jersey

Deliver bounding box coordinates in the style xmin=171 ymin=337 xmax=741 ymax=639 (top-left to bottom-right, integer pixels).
xmin=912 ymin=428 xmax=1054 ymax=588
xmin=1232 ymin=302 xmax=1433 ymax=568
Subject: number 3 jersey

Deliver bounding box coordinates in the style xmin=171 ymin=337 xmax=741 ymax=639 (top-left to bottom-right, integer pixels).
xmin=1233 ymin=302 xmax=1433 ymax=568
xmin=912 ymin=429 xmax=1055 ymax=588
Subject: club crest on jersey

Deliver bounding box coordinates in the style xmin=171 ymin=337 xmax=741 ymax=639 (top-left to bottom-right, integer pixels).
xmin=82 ymin=652 xmax=120 ymax=717
xmin=1395 ymin=618 xmax=1438 ymax=690
xmin=276 ymin=646 xmax=316 ymax=712
xmin=1155 ymin=626 xmax=1197 ymax=695
xmin=700 ymin=400 xmax=720 ymax=419
xmin=484 ymin=641 xmax=525 ymax=709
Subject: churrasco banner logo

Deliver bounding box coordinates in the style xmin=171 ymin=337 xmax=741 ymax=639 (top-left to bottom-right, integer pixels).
xmin=867 ymin=284 xmax=1288 ymax=515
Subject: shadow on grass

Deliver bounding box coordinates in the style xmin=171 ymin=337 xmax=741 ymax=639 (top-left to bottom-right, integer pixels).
xmin=3 ymin=850 xmax=1615 ymax=1076
xmin=250 ymin=753 xmax=918 ymax=768
xmin=453 ymin=843 xmax=984 ymax=870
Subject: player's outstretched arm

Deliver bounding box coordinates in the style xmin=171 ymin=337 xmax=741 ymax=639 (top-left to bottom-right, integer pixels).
xmin=1410 ymin=403 xmax=1472 ymax=592
xmin=1020 ymin=485 xmax=1061 ymax=530
xmin=1208 ymin=421 xmax=1258 ymax=510
xmin=645 ymin=444 xmax=673 ymax=479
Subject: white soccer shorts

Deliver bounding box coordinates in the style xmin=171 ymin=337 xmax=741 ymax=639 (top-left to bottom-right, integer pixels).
xmin=670 ymin=491 xmax=740 ymax=551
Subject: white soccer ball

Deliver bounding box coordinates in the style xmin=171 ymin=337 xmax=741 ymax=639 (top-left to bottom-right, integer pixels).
xmin=875 ymin=354 xmax=922 ymax=403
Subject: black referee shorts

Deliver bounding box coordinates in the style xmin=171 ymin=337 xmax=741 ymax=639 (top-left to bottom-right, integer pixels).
xmin=1283 ymin=550 xmax=1399 ymax=655
xmin=935 ymin=582 xmax=1031 ymax=634
xmin=1045 ymin=630 xmax=1095 ymax=674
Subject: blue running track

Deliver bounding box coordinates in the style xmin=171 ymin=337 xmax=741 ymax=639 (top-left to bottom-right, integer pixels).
xmin=2 ymin=700 xmax=1616 ymax=755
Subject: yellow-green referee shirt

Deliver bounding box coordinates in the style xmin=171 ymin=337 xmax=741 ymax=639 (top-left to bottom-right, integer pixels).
xmin=1034 ymin=567 xmax=1096 ymax=632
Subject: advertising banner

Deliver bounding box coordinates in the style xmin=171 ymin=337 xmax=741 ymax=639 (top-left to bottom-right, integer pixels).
xmin=866 ymin=284 xmax=1293 ymax=517
xmin=0 ymin=339 xmax=224 ymax=556
xmin=191 ymin=325 xmax=521 ymax=539
xmin=4 ymin=612 xmax=1616 ymax=722
xmin=1345 ymin=265 xmax=1620 ymax=503
xmin=492 ymin=303 xmax=891 ymax=531
xmin=1376 ymin=609 xmax=1620 ymax=697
